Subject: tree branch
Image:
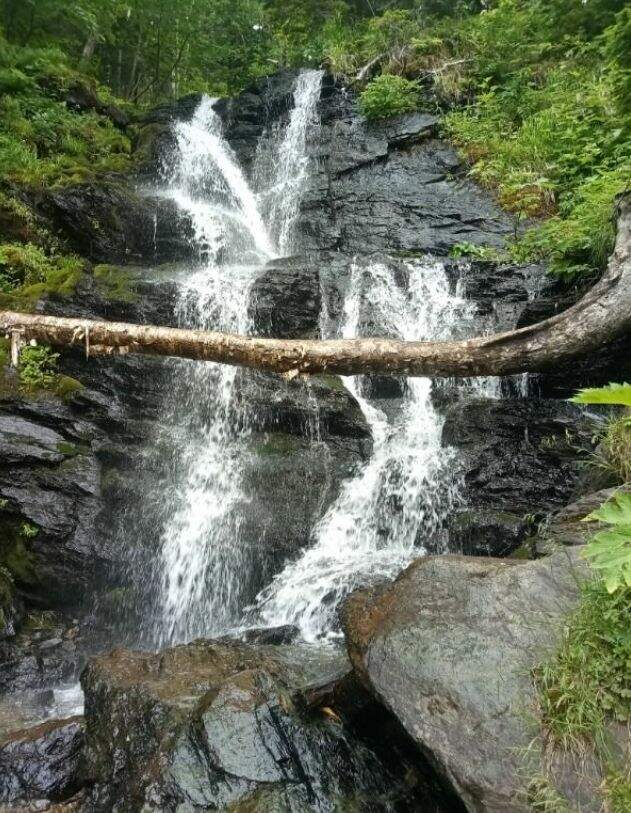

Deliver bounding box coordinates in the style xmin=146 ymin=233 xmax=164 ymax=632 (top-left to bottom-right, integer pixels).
xmin=1 ymin=197 xmax=629 ymax=379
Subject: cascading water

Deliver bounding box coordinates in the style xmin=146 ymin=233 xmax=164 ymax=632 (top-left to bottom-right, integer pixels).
xmin=155 ymin=70 xmax=323 ymax=646
xmin=252 ymin=259 xmax=473 ymax=641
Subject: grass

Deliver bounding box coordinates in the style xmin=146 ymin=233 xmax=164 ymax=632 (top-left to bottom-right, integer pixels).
xmin=534 ymin=580 xmax=631 ymax=751
xmin=602 ymin=415 xmax=631 ymax=484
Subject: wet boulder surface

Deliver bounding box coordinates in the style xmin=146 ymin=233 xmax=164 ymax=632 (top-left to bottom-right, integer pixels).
xmin=341 ymin=550 xmax=595 ymax=813
xmin=0 ymin=716 xmax=84 ymax=806
xmin=79 ymin=639 xmax=459 ymax=812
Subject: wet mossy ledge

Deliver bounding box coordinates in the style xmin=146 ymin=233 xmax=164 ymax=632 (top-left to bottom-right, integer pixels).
xmin=0 ymin=338 xmax=83 ymax=401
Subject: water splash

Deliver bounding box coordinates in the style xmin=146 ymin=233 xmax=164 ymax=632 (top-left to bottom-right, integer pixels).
xmin=252 ymin=258 xmax=469 ymax=641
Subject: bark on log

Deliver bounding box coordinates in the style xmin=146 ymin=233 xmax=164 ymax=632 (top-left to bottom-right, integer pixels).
xmin=1 ymin=196 xmax=630 ymax=379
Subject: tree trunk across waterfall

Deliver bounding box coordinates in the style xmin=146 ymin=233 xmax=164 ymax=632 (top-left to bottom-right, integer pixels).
xmin=2 ymin=196 xmax=630 ymax=379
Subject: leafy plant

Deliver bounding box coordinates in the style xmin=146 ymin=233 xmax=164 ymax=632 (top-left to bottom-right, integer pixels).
xmin=572 ymin=382 xmax=631 ymax=484
xmin=19 ymin=522 xmax=39 ymax=539
xmin=582 ymin=492 xmax=631 ymax=593
xmin=359 ymin=74 xmax=420 ymax=120
xmin=571 ymin=382 xmax=631 ymax=408
xmin=18 ymin=345 xmax=60 ymax=389
xmin=449 ymin=241 xmax=501 ymax=260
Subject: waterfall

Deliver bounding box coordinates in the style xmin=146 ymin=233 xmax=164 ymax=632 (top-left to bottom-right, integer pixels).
xmin=155 ymin=71 xmax=323 ymax=646
xmin=252 ymin=258 xmax=470 ymax=641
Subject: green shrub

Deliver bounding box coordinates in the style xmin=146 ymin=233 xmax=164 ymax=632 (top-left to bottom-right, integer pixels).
xmin=18 ymin=344 xmax=59 ymax=389
xmin=359 ymin=74 xmax=420 ymax=120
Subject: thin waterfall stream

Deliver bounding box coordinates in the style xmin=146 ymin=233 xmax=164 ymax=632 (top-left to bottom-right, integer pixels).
xmin=153 ymin=71 xmax=325 ymax=645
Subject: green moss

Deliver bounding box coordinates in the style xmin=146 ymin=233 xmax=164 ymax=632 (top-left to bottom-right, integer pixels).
xmin=314 ymin=374 xmax=346 ymax=393
xmin=56 ymin=441 xmax=80 ymax=457
xmin=53 ymin=375 xmax=84 ymax=400
xmin=254 ymin=433 xmax=300 ymax=457
xmin=93 ymin=263 xmax=139 ymax=303
xmin=0 ymin=242 xmax=84 ymax=310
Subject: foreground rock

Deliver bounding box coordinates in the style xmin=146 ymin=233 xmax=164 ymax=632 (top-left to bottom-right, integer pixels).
xmin=341 ymin=550 xmax=588 ymax=812
xmin=0 ymin=716 xmax=84 ymax=805
xmin=81 ymin=639 xmax=458 ymax=811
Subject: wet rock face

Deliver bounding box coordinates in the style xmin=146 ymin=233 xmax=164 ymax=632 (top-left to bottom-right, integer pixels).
xmin=0 ymin=395 xmax=109 ymax=607
xmin=0 ymin=716 xmax=84 ymax=805
xmin=341 ymin=550 xmax=587 ymax=813
xmin=248 ymin=256 xmax=321 ymax=338
xmin=40 ymin=182 xmax=195 ymax=265
xmin=81 ymin=640 xmax=446 ymax=812
xmin=297 ymin=89 xmax=512 ymax=255
xmin=443 ymin=397 xmax=594 ymax=516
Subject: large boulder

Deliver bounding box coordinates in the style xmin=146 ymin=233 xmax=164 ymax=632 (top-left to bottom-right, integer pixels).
xmin=0 ymin=716 xmax=84 ymax=805
xmin=80 ymin=639 xmax=454 ymax=811
xmin=341 ymin=550 xmax=589 ymax=812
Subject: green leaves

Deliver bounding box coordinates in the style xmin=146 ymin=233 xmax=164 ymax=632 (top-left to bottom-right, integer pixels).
xmin=583 ymin=491 xmax=631 ymax=593
xmin=359 ymin=75 xmax=420 ymax=120
xmin=571 ymin=382 xmax=631 ymax=407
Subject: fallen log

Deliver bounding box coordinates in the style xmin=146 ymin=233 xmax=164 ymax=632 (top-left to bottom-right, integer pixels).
xmin=1 ymin=196 xmax=630 ymax=379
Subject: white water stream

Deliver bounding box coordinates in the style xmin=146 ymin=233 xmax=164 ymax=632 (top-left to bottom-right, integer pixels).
xmin=253 ymin=259 xmax=472 ymax=641
xmin=156 ymin=71 xmax=324 ymax=645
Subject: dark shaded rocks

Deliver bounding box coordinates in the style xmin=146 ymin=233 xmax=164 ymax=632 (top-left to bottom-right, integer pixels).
xmin=0 ymin=398 xmax=109 ymax=608
xmin=80 ymin=639 xmax=450 ymax=811
xmin=248 ymin=256 xmax=321 ymax=338
xmin=40 ymin=182 xmax=195 ymax=265
xmin=341 ymin=549 xmax=588 ymax=813
xmin=0 ymin=717 xmax=84 ymax=805
xmin=535 ymin=484 xmax=631 ymax=555
xmin=237 ymin=371 xmax=372 ymax=443
xmin=302 ymin=139 xmax=512 ymax=254
xmin=443 ymin=397 xmax=594 ymax=515
xmin=449 ymin=508 xmax=528 ymax=557
xmin=0 ymin=611 xmax=85 ymax=698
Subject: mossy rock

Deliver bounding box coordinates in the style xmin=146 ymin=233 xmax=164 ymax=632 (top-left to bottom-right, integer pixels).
xmin=93 ymin=263 xmax=139 ymax=303
xmin=253 ymin=432 xmax=301 ymax=457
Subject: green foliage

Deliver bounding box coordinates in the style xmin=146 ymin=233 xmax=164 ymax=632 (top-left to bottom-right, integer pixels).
xmin=359 ymin=74 xmax=420 ymax=120
xmin=572 ymin=383 xmax=631 ymax=484
xmin=18 ymin=345 xmax=59 ymax=389
xmin=449 ymin=241 xmax=501 ymax=260
xmin=571 ymin=383 xmax=631 ymax=408
xmin=604 ymin=771 xmax=631 ymax=812
xmin=534 ymin=579 xmax=631 ymax=749
xmin=583 ymin=492 xmax=631 ymax=593
xmin=19 ymin=522 xmax=39 ymax=540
